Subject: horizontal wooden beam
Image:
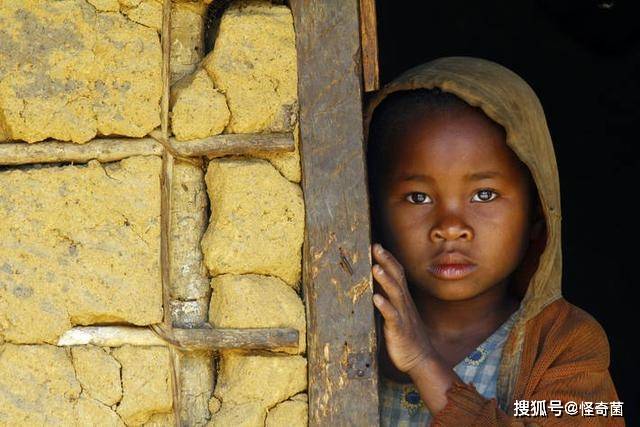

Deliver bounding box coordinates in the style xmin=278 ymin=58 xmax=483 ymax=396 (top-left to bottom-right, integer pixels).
xmin=168 ymin=327 xmax=300 ymax=351
xmin=57 ymin=325 xmax=299 ymax=351
xmin=57 ymin=326 xmax=167 ymax=347
xmin=0 ymin=137 xmax=163 ymax=166
xmin=149 ymin=129 xmax=295 ymax=158
xmin=0 ymin=131 xmax=295 ymax=167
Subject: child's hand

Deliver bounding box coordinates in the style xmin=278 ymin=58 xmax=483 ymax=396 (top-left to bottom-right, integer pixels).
xmin=372 ymin=243 xmax=434 ymax=374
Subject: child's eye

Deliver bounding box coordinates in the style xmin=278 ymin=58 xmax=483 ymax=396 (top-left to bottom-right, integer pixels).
xmin=405 ymin=192 xmax=431 ymax=204
xmin=471 ymin=189 xmax=499 ymax=202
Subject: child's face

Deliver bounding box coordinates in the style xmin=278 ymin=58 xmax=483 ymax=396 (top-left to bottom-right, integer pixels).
xmin=372 ymin=108 xmax=534 ymax=302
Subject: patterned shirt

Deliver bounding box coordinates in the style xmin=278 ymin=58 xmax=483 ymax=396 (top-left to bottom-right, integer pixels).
xmin=379 ymin=307 xmax=522 ymax=426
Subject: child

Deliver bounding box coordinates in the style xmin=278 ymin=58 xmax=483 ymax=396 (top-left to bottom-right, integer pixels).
xmin=365 ymin=57 xmax=623 ymax=426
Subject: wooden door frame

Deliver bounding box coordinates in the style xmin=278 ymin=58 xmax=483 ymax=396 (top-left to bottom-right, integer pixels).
xmin=290 ymin=0 xmax=380 ymax=424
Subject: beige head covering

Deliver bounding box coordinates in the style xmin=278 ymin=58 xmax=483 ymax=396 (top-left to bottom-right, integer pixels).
xmin=364 ymin=56 xmax=563 ymax=407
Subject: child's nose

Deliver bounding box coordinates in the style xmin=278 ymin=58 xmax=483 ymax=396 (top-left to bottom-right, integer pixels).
xmin=429 ymin=215 xmax=474 ymax=242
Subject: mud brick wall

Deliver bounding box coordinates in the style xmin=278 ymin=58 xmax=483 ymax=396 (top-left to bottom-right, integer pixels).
xmin=0 ymin=1 xmax=307 ymax=426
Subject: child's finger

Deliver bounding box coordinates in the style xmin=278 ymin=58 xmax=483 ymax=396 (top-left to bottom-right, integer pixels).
xmin=372 ymin=263 xmax=406 ymax=312
xmin=372 ymin=244 xmax=408 ymax=287
xmin=373 ymin=293 xmax=400 ymax=326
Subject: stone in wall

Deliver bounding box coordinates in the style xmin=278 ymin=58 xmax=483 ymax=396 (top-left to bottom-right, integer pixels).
xmin=0 ymin=156 xmax=162 ymax=344
xmin=265 ymin=399 xmax=308 ymax=427
xmin=112 ymin=345 xmax=174 ymax=425
xmin=209 ymin=274 xmax=306 ymax=354
xmin=170 ymin=69 xmax=230 ymax=141
xmin=201 ymin=157 xmax=304 ymax=287
xmin=203 ymin=0 xmax=298 ymax=133
xmin=0 ymin=0 xmax=162 ymax=143
xmin=72 ymin=345 xmax=123 ymax=406
xmin=209 ymin=352 xmax=307 ymax=426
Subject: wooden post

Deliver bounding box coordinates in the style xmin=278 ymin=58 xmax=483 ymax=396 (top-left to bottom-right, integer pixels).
xmin=159 ymin=2 xmax=183 ymax=426
xmin=290 ymin=1 xmax=380 ymax=425
xmin=359 ymin=0 xmax=380 ymax=92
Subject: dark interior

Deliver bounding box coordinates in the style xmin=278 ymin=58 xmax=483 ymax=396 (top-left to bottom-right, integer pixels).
xmin=374 ymin=0 xmax=639 ymax=422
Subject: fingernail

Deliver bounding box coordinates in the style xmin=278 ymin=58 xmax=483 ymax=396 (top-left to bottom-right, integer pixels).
xmin=374 ymin=265 xmax=383 ymax=274
xmin=376 ymin=244 xmax=384 ymax=255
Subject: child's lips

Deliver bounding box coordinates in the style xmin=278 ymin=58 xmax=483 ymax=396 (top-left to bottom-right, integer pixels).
xmin=428 ymin=251 xmax=477 ymax=280
xmin=428 ymin=263 xmax=478 ymax=280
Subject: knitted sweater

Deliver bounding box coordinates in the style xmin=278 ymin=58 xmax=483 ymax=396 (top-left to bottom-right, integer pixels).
xmin=431 ymin=297 xmax=622 ymax=425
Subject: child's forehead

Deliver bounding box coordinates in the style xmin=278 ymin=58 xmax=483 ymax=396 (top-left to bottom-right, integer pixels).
xmin=387 ymin=111 xmax=528 ymax=180
xmin=396 ymin=108 xmax=507 ymax=153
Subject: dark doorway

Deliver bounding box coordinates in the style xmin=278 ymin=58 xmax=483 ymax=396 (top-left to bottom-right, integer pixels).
xmin=375 ymin=0 xmax=639 ymax=422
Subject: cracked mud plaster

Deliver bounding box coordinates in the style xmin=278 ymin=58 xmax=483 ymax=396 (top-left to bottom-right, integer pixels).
xmin=0 ymin=343 xmax=174 ymax=426
xmin=251 ymin=122 xmax=302 ymax=183
xmin=200 ymin=157 xmax=304 ymax=287
xmin=203 ymin=0 xmax=298 ymax=134
xmin=85 ymin=0 xmax=206 ymax=83
xmin=112 ymin=345 xmax=173 ymax=426
xmin=265 ymin=398 xmax=308 ymax=427
xmin=170 ymin=69 xmax=230 ymax=142
xmin=0 ymin=0 xmax=162 ymax=143
xmin=0 ymin=156 xmax=162 ymax=344
xmin=170 ymin=1 xmax=207 ymax=84
xmin=208 ymin=352 xmax=307 ymax=427
xmin=209 ymin=274 xmax=306 ymax=354
xmin=71 ymin=345 xmax=123 ymax=407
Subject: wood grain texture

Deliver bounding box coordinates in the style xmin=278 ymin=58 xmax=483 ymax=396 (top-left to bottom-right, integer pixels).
xmin=290 ymin=0 xmax=380 ymax=424
xmin=0 ymin=138 xmax=162 ymax=165
xmin=57 ymin=325 xmax=299 ymax=351
xmin=169 ymin=327 xmax=300 ymax=351
xmin=0 ymin=131 xmax=294 ymax=166
xmin=149 ymin=129 xmax=294 ymax=158
xmin=359 ymin=0 xmax=380 ymax=92
xmin=159 ymin=2 xmax=181 ymax=425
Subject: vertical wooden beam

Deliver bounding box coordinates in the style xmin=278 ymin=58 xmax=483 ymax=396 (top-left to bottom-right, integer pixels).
xmin=160 ymin=0 xmax=174 ymax=332
xmin=359 ymin=0 xmax=380 ymax=92
xmin=290 ymin=1 xmax=379 ymax=425
xmin=160 ymin=2 xmax=181 ymax=426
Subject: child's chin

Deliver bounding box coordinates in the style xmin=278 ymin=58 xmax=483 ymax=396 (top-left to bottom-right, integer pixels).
xmin=423 ymin=281 xmax=488 ymax=302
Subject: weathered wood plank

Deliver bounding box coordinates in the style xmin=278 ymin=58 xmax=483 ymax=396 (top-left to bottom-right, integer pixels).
xmin=0 ymin=138 xmax=162 ymax=165
xmin=359 ymin=0 xmax=380 ymax=92
xmin=169 ymin=156 xmax=212 ymax=426
xmin=290 ymin=1 xmax=379 ymax=425
xmin=0 ymin=131 xmax=295 ymax=167
xmin=169 ymin=327 xmax=300 ymax=351
xmin=57 ymin=326 xmax=300 ymax=350
xmin=149 ymin=129 xmax=295 ymax=158
xmin=57 ymin=326 xmax=168 ymax=347
xmin=159 ymin=3 xmax=181 ymax=425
